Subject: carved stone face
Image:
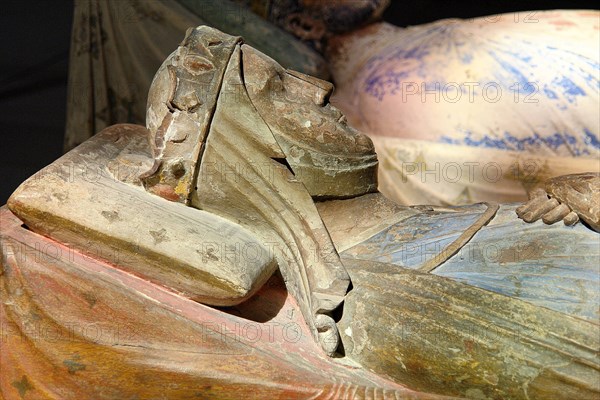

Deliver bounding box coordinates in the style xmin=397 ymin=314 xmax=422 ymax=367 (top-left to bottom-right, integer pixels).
xmin=144 ymin=26 xmax=377 ymax=202
xmin=241 ymin=44 xmax=378 ymax=199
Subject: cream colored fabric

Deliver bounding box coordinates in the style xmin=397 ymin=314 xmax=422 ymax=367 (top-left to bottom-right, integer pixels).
xmin=328 ymin=10 xmax=600 ymax=205
xmin=372 ymin=135 xmax=600 ymax=206
xmin=331 ymin=11 xmax=600 ymax=156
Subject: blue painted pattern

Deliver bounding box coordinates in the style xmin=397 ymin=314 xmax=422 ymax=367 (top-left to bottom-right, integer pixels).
xmin=359 ymin=19 xmax=599 ymax=156
xmin=342 ymin=204 xmax=600 ymax=321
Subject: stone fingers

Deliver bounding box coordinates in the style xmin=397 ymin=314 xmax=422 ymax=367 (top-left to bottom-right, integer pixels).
xmin=563 ymin=211 xmax=580 ymax=226
xmin=526 ymin=198 xmax=560 ymax=222
xmin=517 ymin=195 xmax=560 ymax=223
xmin=516 ymin=188 xmax=547 ymax=216
xmin=516 ymin=188 xmax=581 ymax=227
xmin=516 ymin=198 xmax=538 ymax=217
xmin=541 ymin=203 xmax=571 ymax=224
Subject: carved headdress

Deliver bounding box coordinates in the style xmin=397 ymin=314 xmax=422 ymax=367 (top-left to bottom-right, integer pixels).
xmin=143 ymin=26 xmax=242 ymax=203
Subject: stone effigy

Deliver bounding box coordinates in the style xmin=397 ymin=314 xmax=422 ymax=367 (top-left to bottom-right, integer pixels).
xmin=1 ymin=26 xmax=599 ymax=399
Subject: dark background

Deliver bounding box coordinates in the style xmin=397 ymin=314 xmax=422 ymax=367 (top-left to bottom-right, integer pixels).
xmin=0 ymin=0 xmax=597 ymax=204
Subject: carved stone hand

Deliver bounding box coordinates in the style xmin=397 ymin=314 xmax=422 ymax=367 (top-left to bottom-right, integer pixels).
xmin=516 ymin=172 xmax=600 ymax=232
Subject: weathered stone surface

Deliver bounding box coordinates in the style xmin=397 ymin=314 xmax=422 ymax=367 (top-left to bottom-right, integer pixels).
xmin=143 ymin=26 xmax=241 ymax=204
xmin=1 ymin=207 xmax=446 ymax=400
xmin=191 ymin=44 xmax=351 ymax=355
xmin=8 ymin=124 xmax=277 ymax=306
xmin=315 ymin=192 xmax=418 ymax=252
xmin=140 ymin=30 xmax=380 ymax=355
xmin=242 ymin=44 xmax=379 ymax=199
xmin=339 ymin=258 xmax=600 ymax=400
